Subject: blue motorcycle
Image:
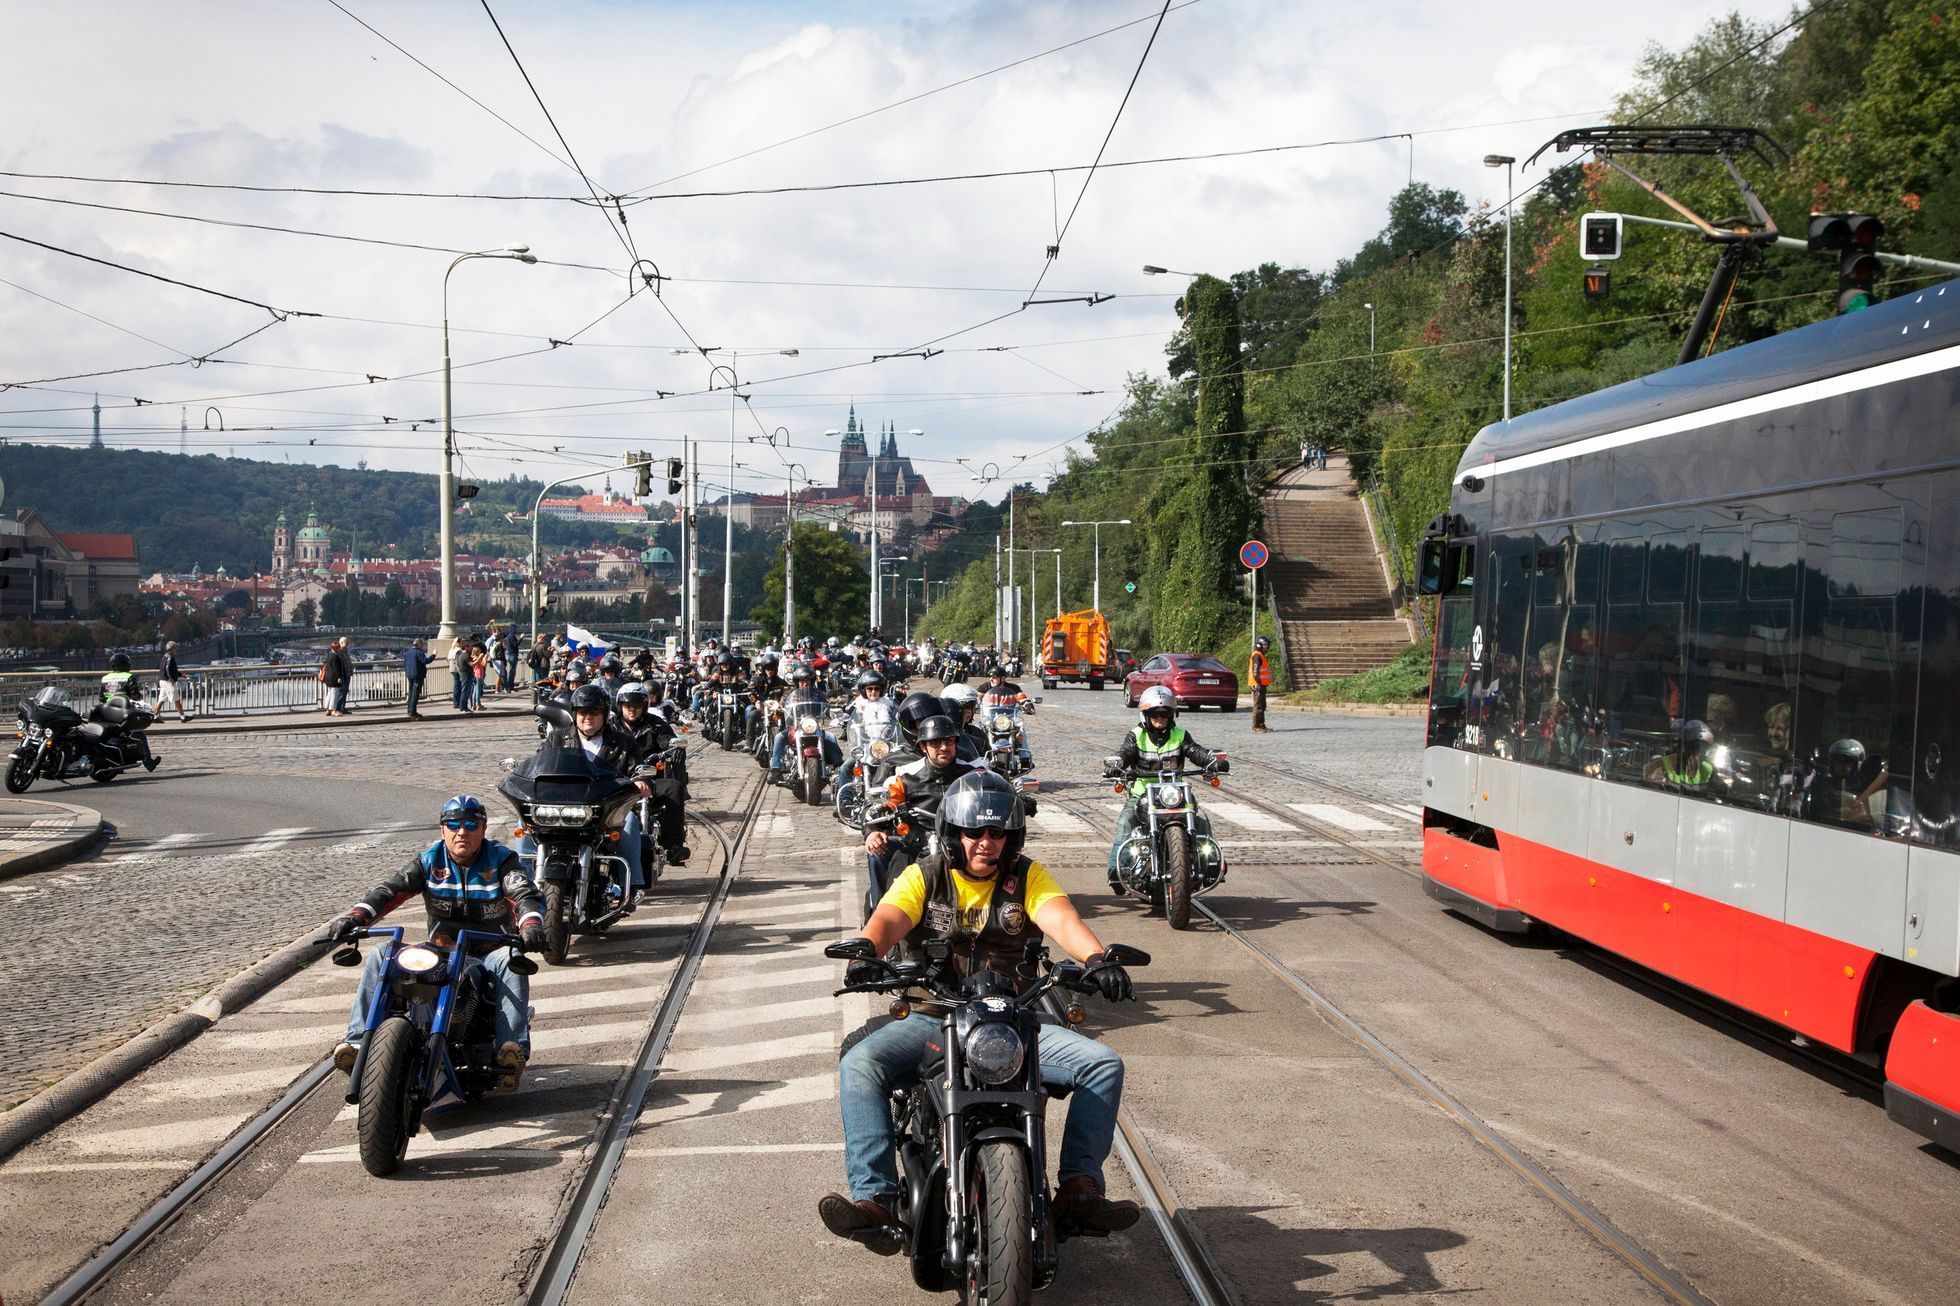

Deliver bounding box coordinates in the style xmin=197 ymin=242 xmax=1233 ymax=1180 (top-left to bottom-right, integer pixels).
xmin=330 ymin=925 xmax=538 ymax=1177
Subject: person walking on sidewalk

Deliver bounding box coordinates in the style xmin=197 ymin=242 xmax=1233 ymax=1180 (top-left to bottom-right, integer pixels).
xmin=402 ymin=637 xmax=430 ymax=719
xmin=447 ymin=639 xmax=467 ymax=712
xmin=157 ymin=641 xmax=189 ymax=722
xmin=1248 ymin=635 xmax=1273 ymax=733
xmin=320 ymin=638 xmax=352 ymax=716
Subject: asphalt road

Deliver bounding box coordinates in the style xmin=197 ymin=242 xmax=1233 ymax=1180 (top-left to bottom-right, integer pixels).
xmin=2 ymin=687 xmax=1957 ymax=1305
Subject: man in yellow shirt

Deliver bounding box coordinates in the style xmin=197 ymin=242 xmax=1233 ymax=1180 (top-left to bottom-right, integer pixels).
xmin=819 ymin=771 xmax=1140 ymax=1254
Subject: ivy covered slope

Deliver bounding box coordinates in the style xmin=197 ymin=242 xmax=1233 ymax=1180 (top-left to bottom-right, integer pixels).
xmin=912 ymin=0 xmax=1960 ymax=659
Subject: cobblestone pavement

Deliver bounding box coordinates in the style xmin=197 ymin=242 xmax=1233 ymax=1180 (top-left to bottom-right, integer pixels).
xmin=0 ymin=716 xmax=740 ymax=1111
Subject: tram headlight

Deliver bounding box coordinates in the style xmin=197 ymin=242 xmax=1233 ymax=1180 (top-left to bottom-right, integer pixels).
xmin=962 ymin=1022 xmax=1025 ymax=1085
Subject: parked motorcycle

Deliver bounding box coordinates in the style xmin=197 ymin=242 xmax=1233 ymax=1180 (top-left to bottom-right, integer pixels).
xmin=497 ymin=723 xmax=645 ymax=964
xmin=7 ymin=687 xmax=158 ymax=793
xmin=1104 ymin=752 xmax=1230 ymax=930
xmin=329 ymin=923 xmax=538 ymax=1177
xmin=824 ymin=937 xmax=1151 ymax=1303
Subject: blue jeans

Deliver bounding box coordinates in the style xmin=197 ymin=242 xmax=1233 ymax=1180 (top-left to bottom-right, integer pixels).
xmin=839 ymin=1014 xmax=1124 ymax=1201
xmin=451 ymin=674 xmax=466 ymax=710
xmin=770 ymin=730 xmax=842 ymax=771
xmin=343 ymin=943 xmax=529 ymax=1051
xmin=516 ymin=809 xmax=645 ymax=888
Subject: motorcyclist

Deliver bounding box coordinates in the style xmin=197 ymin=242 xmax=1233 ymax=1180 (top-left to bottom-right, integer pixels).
xmin=522 ymin=684 xmax=658 ymax=908
xmin=598 ymin=653 xmax=627 ymax=700
xmin=745 ymin=654 xmax=789 ymax=746
xmin=863 ymin=714 xmax=982 ymax=908
xmin=328 ymin=795 xmax=547 ymax=1090
xmin=978 ymin=665 xmax=1035 ymax=771
xmin=614 ymin=681 xmax=690 ymax=866
xmin=1106 ymin=686 xmax=1221 ymax=890
xmin=770 ymin=661 xmax=844 ymax=780
xmin=836 ymin=669 xmax=895 ymax=794
xmin=940 ymin=686 xmax=985 ymax=762
xmin=100 ymin=652 xmax=142 ymax=702
xmin=871 ymin=690 xmax=947 ymax=785
xmin=820 ymin=770 xmax=1141 ymax=1251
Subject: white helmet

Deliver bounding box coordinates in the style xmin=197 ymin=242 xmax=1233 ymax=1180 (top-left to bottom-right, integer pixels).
xmin=942 ymin=682 xmax=979 ymax=709
xmin=776 ymin=655 xmax=797 ymax=678
xmin=1138 ymin=685 xmax=1177 ymax=722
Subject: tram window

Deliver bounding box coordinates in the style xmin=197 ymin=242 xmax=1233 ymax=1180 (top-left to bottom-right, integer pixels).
xmin=1521 ymin=606 xmax=1595 ymax=772
xmin=1600 ymin=602 xmax=1684 ymax=780
xmin=1483 ymin=541 xmax=1533 ymax=758
xmin=1428 ymin=597 xmax=1475 ymax=749
xmin=1572 ymin=539 xmax=1604 ymax=606
xmin=1608 ymin=539 xmax=1644 ymax=605
xmin=1910 ymin=475 xmax=1960 ymax=848
xmin=1795 ymin=600 xmax=1909 ymax=836
xmin=1747 ymin=520 xmax=1801 ymax=599
xmin=1649 ymin=531 xmax=1690 ymax=603
xmin=1533 ymin=545 xmax=1569 ymax=606
xmin=1829 ymin=508 xmax=1903 ymax=598
xmin=1698 ymin=528 xmax=1744 ymax=602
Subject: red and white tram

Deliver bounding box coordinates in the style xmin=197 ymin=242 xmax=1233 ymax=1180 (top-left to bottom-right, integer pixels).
xmin=1420 ymin=280 xmax=1960 ymax=1150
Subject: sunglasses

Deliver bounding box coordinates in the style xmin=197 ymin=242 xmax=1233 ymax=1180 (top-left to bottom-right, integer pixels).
xmin=958 ymin=826 xmax=1008 ymax=843
xmin=442 ymin=818 xmax=483 ymax=832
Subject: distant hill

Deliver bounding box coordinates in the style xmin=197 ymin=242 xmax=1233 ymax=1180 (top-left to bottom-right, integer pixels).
xmin=0 ymin=445 xmax=657 ymax=574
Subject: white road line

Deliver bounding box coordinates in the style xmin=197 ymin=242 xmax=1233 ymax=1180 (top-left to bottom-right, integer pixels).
xmin=640 ymin=1142 xmax=843 ymax=1157
xmin=1031 ymin=807 xmax=1094 ymax=835
xmin=106 ymin=831 xmax=199 ymax=862
xmin=695 ymin=995 xmax=840 ymax=1030
xmin=1205 ymin=801 xmax=1298 ymax=833
xmin=1365 ymin=801 xmax=1421 ymax=824
xmin=664 ymin=1030 xmax=835 ymax=1073
xmin=127 ymin=1064 xmax=316 ymax=1104
xmin=692 ymin=963 xmax=835 ymax=997
xmin=234 ymin=826 xmax=310 ymax=857
xmin=636 ymin=1072 xmax=835 ymax=1126
xmin=1288 ymin=803 xmax=1392 ymax=832
xmin=2 ymin=1160 xmax=193 ymax=1174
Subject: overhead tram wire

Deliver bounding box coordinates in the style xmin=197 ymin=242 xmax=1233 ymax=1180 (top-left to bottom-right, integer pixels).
xmin=0 ymin=275 xmax=197 ymax=357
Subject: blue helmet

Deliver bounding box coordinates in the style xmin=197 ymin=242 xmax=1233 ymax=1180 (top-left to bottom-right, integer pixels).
xmin=440 ymin=794 xmax=487 ymax=823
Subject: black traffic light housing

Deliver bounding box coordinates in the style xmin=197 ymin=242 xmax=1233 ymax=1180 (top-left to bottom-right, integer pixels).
xmin=666 ymin=457 xmax=683 ymax=496
xmin=1808 ymin=212 xmax=1884 ymax=314
xmin=1584 ymin=264 xmax=1611 ymax=301
xmin=633 ymin=450 xmax=653 ymax=498
xmin=1580 ymin=212 xmax=1623 ymax=261
xmin=457 ymin=484 xmax=479 ymax=500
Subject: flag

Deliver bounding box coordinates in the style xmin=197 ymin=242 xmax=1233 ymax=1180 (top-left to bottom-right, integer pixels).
xmin=564 ymin=624 xmax=612 ymax=659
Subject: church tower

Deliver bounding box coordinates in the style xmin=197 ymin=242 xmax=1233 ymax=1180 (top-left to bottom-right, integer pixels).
xmin=272 ymin=512 xmax=290 ymax=578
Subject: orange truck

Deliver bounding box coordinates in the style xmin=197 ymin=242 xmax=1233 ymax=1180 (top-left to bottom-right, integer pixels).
xmin=1040 ymin=609 xmax=1112 ymax=690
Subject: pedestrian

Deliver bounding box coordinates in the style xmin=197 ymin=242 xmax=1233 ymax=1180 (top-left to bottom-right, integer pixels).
xmin=469 ymin=637 xmax=488 ymax=711
xmin=321 ymin=637 xmax=352 ymax=716
xmin=527 ymin=636 xmax=548 ymax=686
xmin=157 ymin=640 xmax=189 ymax=722
xmin=1317 ymin=445 xmax=1330 ymax=470
xmin=1248 ymin=635 xmax=1273 ymax=733
xmin=402 ymin=637 xmax=430 ymax=720
xmin=1301 ymin=439 xmax=1313 ymax=469
xmin=448 ymin=638 xmax=467 ymax=711
xmin=501 ymin=631 xmax=519 ymax=692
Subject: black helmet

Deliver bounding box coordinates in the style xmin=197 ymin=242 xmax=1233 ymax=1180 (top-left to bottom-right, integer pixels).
xmin=110 ymin=652 xmax=132 ymax=673
xmin=855 ymin=668 xmax=887 ymax=691
xmin=602 ymin=654 xmax=623 ymax=674
xmin=564 ymin=661 xmax=590 ymax=684
xmin=791 ymin=662 xmax=816 ymax=682
xmin=1254 ymin=636 xmax=1270 ymax=651
xmin=987 ymin=663 xmax=1006 ymax=678
xmin=716 ymin=652 xmax=736 ymax=669
xmin=896 ymin=690 xmax=942 ymax=743
xmin=616 ymin=681 xmax=649 ymax=706
xmin=934 ymin=770 xmax=1026 ymax=872
xmin=571 ymin=684 xmax=611 ymax=712
xmin=939 ymin=694 xmax=966 ymax=722
xmin=916 ymin=714 xmax=959 ymax=744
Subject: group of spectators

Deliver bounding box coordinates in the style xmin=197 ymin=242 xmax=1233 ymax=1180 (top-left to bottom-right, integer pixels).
xmin=320 ymin=628 xmax=623 ymax=721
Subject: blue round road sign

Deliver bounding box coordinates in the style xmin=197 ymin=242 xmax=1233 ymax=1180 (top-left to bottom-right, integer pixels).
xmin=1240 ymin=540 xmax=1269 ymax=569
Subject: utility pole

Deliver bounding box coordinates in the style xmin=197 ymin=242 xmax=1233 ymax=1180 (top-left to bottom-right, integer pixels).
xmin=783 ymin=471 xmax=797 ymax=646
xmin=994 ymin=534 xmax=1003 ymax=649
xmin=688 ymin=441 xmax=702 ymax=651
xmin=1006 ymin=489 xmax=1015 ymax=650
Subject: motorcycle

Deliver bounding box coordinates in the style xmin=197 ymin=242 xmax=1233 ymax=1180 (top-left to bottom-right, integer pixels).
xmin=7 ymin=686 xmax=158 ymax=793
xmin=835 ymin=712 xmax=901 ymax=829
xmin=783 ymin=692 xmax=834 ymax=807
xmin=752 ymin=697 xmax=786 ymax=770
xmin=860 ymin=776 xmax=938 ymax=919
xmin=712 ymin=685 xmax=745 ymax=752
xmin=497 ymin=716 xmax=646 ymax=964
xmin=980 ymin=700 xmax=1038 ymax=777
xmin=823 ymin=938 xmax=1151 ymax=1304
xmin=1104 ymin=753 xmax=1230 ymax=930
xmin=328 ymin=923 xmax=538 ymax=1177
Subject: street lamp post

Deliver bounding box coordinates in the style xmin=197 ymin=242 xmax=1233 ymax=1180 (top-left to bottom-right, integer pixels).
xmin=680 ymin=347 xmax=798 ymax=645
xmin=1058 ymin=519 xmax=1131 ymax=613
xmin=528 ymin=462 xmax=650 ymax=646
xmin=1484 ymin=153 xmax=1516 ymax=421
xmin=1363 ymin=302 xmax=1376 ymax=354
xmin=440 ymin=244 xmax=537 ymax=647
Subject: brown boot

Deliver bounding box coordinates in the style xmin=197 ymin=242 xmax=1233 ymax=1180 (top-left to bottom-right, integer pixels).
xmin=1054 ymin=1175 xmax=1140 ymax=1234
xmin=818 ymin=1192 xmax=902 ymax=1255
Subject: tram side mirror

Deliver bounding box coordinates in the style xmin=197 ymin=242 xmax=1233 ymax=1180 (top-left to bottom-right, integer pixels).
xmin=1418 ymin=538 xmax=1451 ymax=595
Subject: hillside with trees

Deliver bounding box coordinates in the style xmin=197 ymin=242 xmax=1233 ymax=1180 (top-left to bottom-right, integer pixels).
xmin=911 ymin=0 xmax=1960 ymax=660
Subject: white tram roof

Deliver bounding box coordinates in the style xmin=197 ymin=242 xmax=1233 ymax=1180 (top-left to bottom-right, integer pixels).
xmin=1459 ymin=278 xmax=1960 ymax=480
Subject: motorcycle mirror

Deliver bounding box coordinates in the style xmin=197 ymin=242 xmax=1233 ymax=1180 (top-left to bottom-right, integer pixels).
xmin=500 ymin=756 xmax=516 ymax=773
xmin=508 ymin=954 xmax=539 ymax=977
xmin=1098 ymin=942 xmax=1151 ymax=967
xmin=1018 ymin=777 xmax=1042 ymax=792
xmin=1103 ymin=755 xmax=1123 ymax=770
xmin=331 ymin=945 xmax=363 ymax=968
xmin=1032 ymin=696 xmax=1044 ymax=704
xmin=824 ymin=938 xmax=874 ymax=961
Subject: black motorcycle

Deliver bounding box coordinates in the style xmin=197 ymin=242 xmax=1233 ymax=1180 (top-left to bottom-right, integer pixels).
xmin=825 ymin=938 xmax=1150 ymax=1304
xmin=783 ymin=691 xmax=834 ymax=807
xmin=7 ymin=686 xmax=158 ymax=793
xmin=497 ymin=715 xmax=645 ymax=965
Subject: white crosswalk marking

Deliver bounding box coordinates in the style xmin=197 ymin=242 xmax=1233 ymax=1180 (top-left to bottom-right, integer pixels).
xmin=1031 ymin=806 xmax=1094 ymax=835
xmin=236 ymin=826 xmax=309 ymax=857
xmin=1366 ymin=801 xmax=1422 ymax=824
xmin=1204 ymin=801 xmax=1298 ymax=833
xmin=756 ymin=811 xmax=795 ymax=840
xmin=1289 ymin=803 xmax=1392 ymax=833
xmin=106 ymin=831 xmax=199 ymax=862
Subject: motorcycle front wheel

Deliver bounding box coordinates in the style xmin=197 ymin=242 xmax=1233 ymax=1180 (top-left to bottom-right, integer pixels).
xmin=719 ymin=712 xmax=735 ymax=751
xmin=5 ymin=753 xmax=35 ymax=794
xmin=802 ymin=755 xmax=824 ymax=806
xmin=542 ymin=881 xmax=572 ymax=965
xmin=356 ymin=1016 xmax=420 ymax=1177
xmin=1162 ymin=824 xmax=1193 ymax=930
xmin=965 ymin=1139 xmax=1033 ymax=1306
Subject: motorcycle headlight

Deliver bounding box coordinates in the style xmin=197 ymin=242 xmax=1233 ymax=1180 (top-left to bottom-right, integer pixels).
xmin=990 ymin=718 xmax=1013 ymax=735
xmin=799 ymin=716 xmax=819 ymax=733
xmin=533 ymin=803 xmax=598 ymax=823
xmin=870 ymin=740 xmax=891 ymax=759
xmin=394 ymin=944 xmax=444 ymax=975
xmin=962 ymin=1022 xmax=1026 ymax=1085
xmin=1152 ymin=783 xmax=1185 ymax=809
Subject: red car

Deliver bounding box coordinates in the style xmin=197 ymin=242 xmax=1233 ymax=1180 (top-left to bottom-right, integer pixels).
xmin=1123 ymin=653 xmax=1239 ymax=711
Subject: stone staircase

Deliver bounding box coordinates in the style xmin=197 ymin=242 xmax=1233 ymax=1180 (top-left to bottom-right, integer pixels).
xmin=1264 ymin=458 xmax=1414 ymax=687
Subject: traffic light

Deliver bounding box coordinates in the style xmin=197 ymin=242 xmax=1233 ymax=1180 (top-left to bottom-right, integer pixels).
xmin=541 ymin=587 xmax=557 ymax=610
xmin=666 ymin=457 xmax=683 ymax=496
xmin=1580 ymin=212 xmax=1623 ymax=261
xmin=1584 ymin=264 xmax=1611 ymax=302
xmin=1808 ymin=212 xmax=1884 ymax=314
xmin=634 ymin=451 xmax=653 ymax=498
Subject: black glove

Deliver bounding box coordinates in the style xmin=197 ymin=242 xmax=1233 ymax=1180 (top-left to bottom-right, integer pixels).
xmin=519 ymin=919 xmax=548 ymax=952
xmin=327 ymin=912 xmax=367 ymax=943
xmin=1084 ymin=951 xmax=1133 ymax=1002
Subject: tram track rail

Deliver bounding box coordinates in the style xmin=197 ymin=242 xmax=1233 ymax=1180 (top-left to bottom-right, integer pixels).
xmin=37 ymin=767 xmax=770 ymax=1306
xmin=1043 ymin=786 xmax=1714 ymax=1306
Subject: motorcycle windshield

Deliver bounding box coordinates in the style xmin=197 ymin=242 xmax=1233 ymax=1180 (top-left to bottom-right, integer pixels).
xmin=31 ymin=685 xmax=74 ymax=711
xmin=784 ymin=692 xmax=826 ymax=721
xmin=505 ymin=746 xmax=632 ymax=806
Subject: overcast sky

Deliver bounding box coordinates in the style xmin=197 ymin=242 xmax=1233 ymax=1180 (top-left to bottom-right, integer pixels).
xmin=0 ymin=0 xmax=1791 ymax=507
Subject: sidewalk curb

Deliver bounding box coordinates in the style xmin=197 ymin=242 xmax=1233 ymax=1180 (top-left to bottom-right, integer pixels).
xmin=0 ymin=921 xmax=332 ymax=1162
xmin=1272 ymin=699 xmax=1426 ymax=718
xmin=0 ymin=798 xmax=106 ymax=882
xmin=157 ymin=701 xmax=532 ymax=736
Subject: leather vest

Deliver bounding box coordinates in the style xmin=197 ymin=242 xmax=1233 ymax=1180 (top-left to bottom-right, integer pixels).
xmin=902 ymin=852 xmax=1043 ymax=992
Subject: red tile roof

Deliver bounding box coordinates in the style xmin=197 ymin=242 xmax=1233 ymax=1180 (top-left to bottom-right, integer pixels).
xmin=57 ymin=532 xmax=138 ymax=560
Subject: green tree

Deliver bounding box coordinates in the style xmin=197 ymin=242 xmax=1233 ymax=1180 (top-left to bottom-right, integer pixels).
xmin=1335 ymin=183 xmax=1468 ymax=283
xmin=293 ymin=597 xmax=318 ymax=629
xmin=751 ymin=524 xmax=870 ymax=641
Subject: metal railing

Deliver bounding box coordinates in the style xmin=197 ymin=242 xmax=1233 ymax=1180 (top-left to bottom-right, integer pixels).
xmin=1362 ymin=469 xmax=1429 ymax=646
xmin=0 ymin=660 xmax=408 ymax=720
